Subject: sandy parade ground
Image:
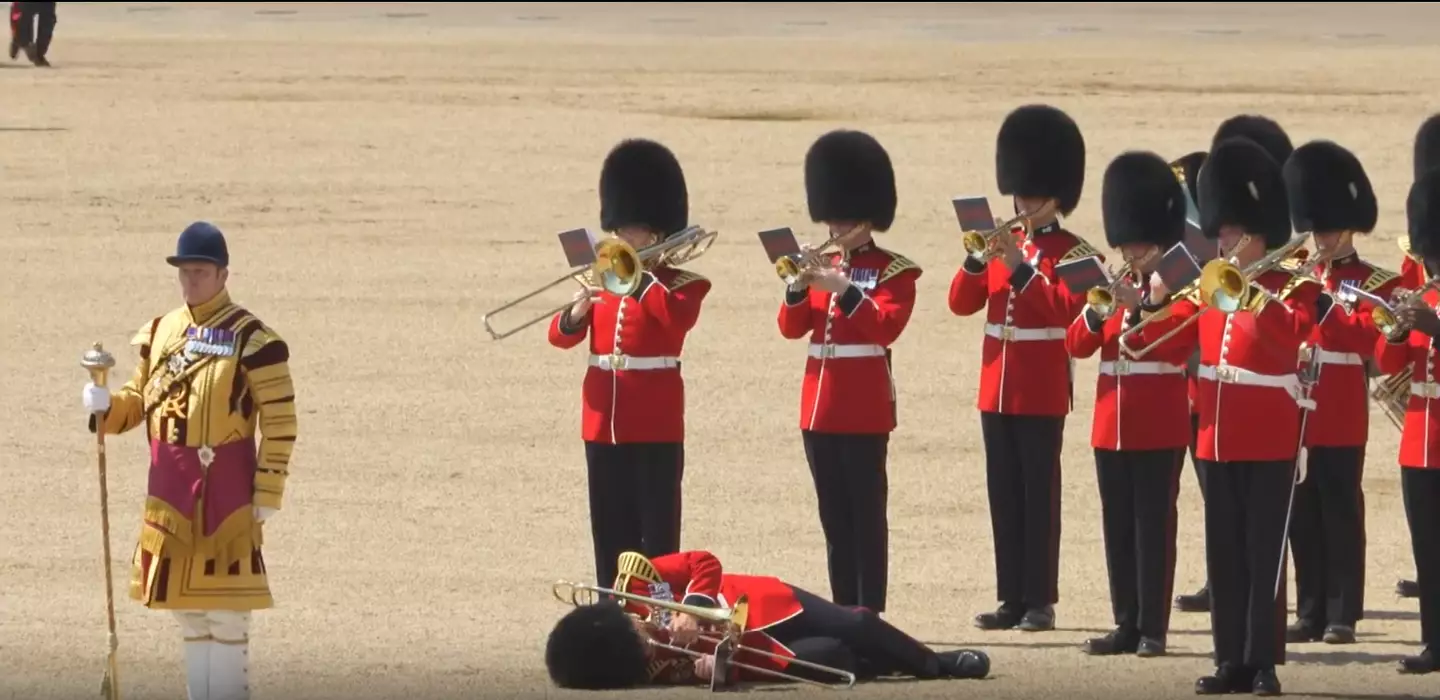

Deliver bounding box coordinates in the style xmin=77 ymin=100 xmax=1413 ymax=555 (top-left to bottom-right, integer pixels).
xmin=5 ymin=2 xmax=1440 ymax=698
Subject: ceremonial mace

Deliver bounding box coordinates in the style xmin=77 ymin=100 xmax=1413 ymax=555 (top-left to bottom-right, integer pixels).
xmin=81 ymin=343 xmax=122 ymax=700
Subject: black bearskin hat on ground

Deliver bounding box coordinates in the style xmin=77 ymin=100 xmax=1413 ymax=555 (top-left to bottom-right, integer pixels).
xmin=1282 ymin=140 xmax=1378 ymax=235
xmin=1173 ymin=151 xmax=1207 ymax=204
xmin=804 ymin=129 xmax=898 ymax=232
xmin=1197 ymin=137 xmax=1292 ymax=249
xmin=1101 ymin=151 xmax=1188 ymax=250
xmin=1414 ymin=113 xmax=1440 ymax=181
xmin=1211 ymin=114 xmax=1293 ymax=165
xmin=599 ymin=138 xmax=689 ymax=238
xmin=544 ymin=602 xmax=650 ymax=689
xmin=996 ymin=104 xmax=1086 ymax=215
xmin=1408 ymin=169 xmax=1440 ymax=260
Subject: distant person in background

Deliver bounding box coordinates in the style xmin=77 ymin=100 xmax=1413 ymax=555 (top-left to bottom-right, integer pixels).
xmin=10 ymin=2 xmax=56 ymax=67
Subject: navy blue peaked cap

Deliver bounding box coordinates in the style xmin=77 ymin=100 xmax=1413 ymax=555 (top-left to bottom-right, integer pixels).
xmin=166 ymin=221 xmax=230 ymax=268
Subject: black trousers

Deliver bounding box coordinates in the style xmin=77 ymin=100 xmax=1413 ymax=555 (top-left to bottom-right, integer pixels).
xmin=1200 ymin=459 xmax=1294 ymax=668
xmin=584 ymin=441 xmax=683 ymax=589
xmin=1402 ymin=468 xmax=1440 ymax=648
xmin=801 ymin=431 xmax=889 ymax=612
xmin=1095 ymin=448 xmax=1184 ymax=640
xmin=980 ymin=412 xmax=1064 ymax=607
xmin=12 ymin=2 xmax=55 ymax=57
xmin=768 ymin=585 xmax=942 ymax=681
xmin=1289 ymin=446 xmax=1366 ymax=629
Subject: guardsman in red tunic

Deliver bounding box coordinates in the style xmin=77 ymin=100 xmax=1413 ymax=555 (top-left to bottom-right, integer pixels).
xmin=1374 ymin=168 xmax=1440 ymax=674
xmin=776 ymin=130 xmax=921 ymax=614
xmin=1173 ymin=116 xmax=1297 ymax=615
xmin=1394 ymin=114 xmax=1440 ymax=601
xmin=949 ymin=104 xmax=1098 ymax=632
xmin=548 ymin=139 xmax=712 ymax=591
xmin=543 ymin=550 xmax=990 ymax=689
xmin=1065 ymin=151 xmax=1195 ymax=658
xmin=1173 ymin=136 xmax=1328 ymax=696
xmin=1279 ymin=140 xmax=1399 ymax=646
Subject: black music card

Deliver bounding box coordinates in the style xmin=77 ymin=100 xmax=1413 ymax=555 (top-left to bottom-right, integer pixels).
xmin=1182 ymin=224 xmax=1219 ymax=263
xmin=758 ymin=227 xmax=801 ymax=263
xmin=1156 ymin=242 xmax=1204 ymax=291
xmin=1054 ymin=255 xmax=1110 ymax=292
xmin=953 ymin=196 xmax=995 ymax=233
xmin=558 ymin=228 xmax=599 ymax=267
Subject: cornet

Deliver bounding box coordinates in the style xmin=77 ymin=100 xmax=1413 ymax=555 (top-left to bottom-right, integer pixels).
xmin=1085 ymin=263 xmax=1135 ymax=319
xmin=961 ymin=200 xmax=1058 ymax=262
xmin=1365 ymin=277 xmax=1440 ymax=337
xmin=775 ymin=238 xmax=843 ymax=283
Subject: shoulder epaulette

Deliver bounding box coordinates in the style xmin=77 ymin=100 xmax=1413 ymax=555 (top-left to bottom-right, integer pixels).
xmin=666 ymin=269 xmax=708 ymax=290
xmin=241 ymin=321 xmax=284 ymax=358
xmin=1279 ymin=274 xmax=1321 ymax=301
xmin=1059 ymin=238 xmax=1102 ymax=264
xmin=1362 ymin=265 xmax=1401 ymax=293
xmin=1277 ymin=257 xmax=1304 ymax=273
xmin=878 ymin=251 xmax=921 ymax=283
xmin=1399 ymin=236 xmax=1421 ymax=262
xmin=130 ymin=316 xmax=163 ymax=347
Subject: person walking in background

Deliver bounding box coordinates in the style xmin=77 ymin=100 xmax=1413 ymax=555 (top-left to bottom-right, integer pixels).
xmin=10 ymin=2 xmax=56 ymax=67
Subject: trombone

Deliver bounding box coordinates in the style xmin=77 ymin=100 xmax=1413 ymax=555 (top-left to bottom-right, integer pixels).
xmin=482 ymin=226 xmax=719 ymax=341
xmin=551 ymin=580 xmax=858 ymax=689
xmin=961 ymin=200 xmax=1057 ymax=262
xmin=1120 ymin=233 xmax=1312 ymax=359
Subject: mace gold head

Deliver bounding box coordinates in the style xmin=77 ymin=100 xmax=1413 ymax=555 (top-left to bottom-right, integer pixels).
xmin=81 ymin=342 xmax=116 ymax=387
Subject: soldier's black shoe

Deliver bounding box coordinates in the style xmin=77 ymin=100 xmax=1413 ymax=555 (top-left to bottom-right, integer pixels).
xmin=1017 ymin=605 xmax=1055 ymax=632
xmin=1322 ymin=625 xmax=1355 ymax=644
xmin=1285 ymin=621 xmax=1324 ymax=643
xmin=1136 ymin=637 xmax=1167 ymax=657
xmin=1252 ymin=667 xmax=1281 ymax=696
xmin=1082 ymin=629 xmax=1138 ymax=655
xmin=1195 ymin=664 xmax=1254 ymax=695
xmin=973 ymin=603 xmax=1024 ymax=631
xmin=938 ymin=649 xmax=990 ymax=679
xmin=32 ymin=56 xmax=49 ymax=68
xmin=1398 ymin=579 xmax=1421 ymax=598
xmin=8 ymin=39 xmax=18 ymax=60
xmin=1176 ymin=584 xmax=1211 ymax=613
xmin=1397 ymin=648 xmax=1437 ymax=674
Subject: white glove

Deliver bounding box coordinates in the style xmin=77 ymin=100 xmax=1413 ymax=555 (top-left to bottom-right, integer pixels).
xmin=253 ymin=506 xmax=277 ymax=523
xmin=83 ymin=383 xmax=111 ymax=414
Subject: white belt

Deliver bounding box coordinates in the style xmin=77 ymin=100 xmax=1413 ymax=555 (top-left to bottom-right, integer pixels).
xmin=1198 ymin=363 xmax=1315 ymax=409
xmin=984 ymin=323 xmax=1066 ymax=342
xmin=808 ymin=343 xmax=886 ymax=359
xmin=589 ymin=353 xmax=680 ymax=371
xmin=1099 ymin=360 xmax=1184 ymax=376
xmin=1313 ymin=350 xmax=1362 ymax=366
xmin=1412 ymin=382 xmax=1440 ymax=400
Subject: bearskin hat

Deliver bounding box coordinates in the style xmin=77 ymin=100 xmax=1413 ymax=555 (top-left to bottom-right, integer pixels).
xmin=544 ymin=602 xmax=649 ymax=689
xmin=1414 ymin=113 xmax=1440 ymax=181
xmin=1100 ymin=151 xmax=1188 ymax=250
xmin=1172 ymin=151 xmax=1206 ymax=204
xmin=804 ymin=129 xmax=898 ymax=232
xmin=1408 ymin=169 xmax=1440 ymax=259
xmin=1198 ymin=137 xmax=1292 ymax=248
xmin=995 ymin=104 xmax=1086 ymax=215
xmin=1282 ymin=140 xmax=1377 ymax=235
xmin=599 ymin=138 xmax=688 ymax=238
xmin=1211 ymin=114 xmax=1293 ymax=165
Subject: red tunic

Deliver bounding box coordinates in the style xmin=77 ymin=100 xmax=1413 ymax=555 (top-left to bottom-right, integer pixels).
xmin=1065 ymin=275 xmax=1196 ymax=451
xmin=1374 ymin=288 xmax=1440 ymax=469
xmin=1299 ymin=255 xmax=1401 ymax=447
xmin=948 ymin=223 xmax=1101 ymax=416
xmin=777 ymin=243 xmax=921 ymax=434
xmin=1172 ymin=269 xmax=1324 ymax=462
xmin=548 ymin=266 xmax=711 ymax=444
xmin=621 ymin=551 xmax=806 ymax=682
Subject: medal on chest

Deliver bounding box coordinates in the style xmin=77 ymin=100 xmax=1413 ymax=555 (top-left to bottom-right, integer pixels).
xmin=851 ymin=267 xmax=878 ymax=291
xmin=185 ymin=326 xmax=237 ymax=358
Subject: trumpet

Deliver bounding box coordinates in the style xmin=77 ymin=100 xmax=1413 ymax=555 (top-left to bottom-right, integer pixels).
xmin=1371 ymin=277 xmax=1440 ymax=337
xmin=775 ymin=238 xmax=843 ymax=283
xmin=482 ymin=226 xmax=718 ymax=341
xmin=1085 ymin=263 xmax=1134 ymax=319
xmin=551 ymin=580 xmax=857 ymax=689
xmin=1119 ymin=233 xmax=1312 ymax=359
xmin=961 ymin=200 xmax=1058 ymax=262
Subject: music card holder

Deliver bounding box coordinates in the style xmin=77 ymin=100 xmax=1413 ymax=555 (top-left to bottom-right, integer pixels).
xmin=1156 ymin=242 xmax=1205 ymax=293
xmin=1181 ymin=225 xmax=1219 ymax=264
xmin=558 ymin=228 xmax=600 ymax=267
xmin=1054 ymin=255 xmax=1111 ymax=293
xmin=953 ymin=195 xmax=995 ymax=232
xmin=757 ymin=227 xmax=801 ymax=263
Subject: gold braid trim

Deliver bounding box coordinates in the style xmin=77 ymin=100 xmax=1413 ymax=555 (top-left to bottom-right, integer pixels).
xmin=1059 ymin=239 xmax=1102 ymax=264
xmin=666 ymin=270 xmax=708 ymax=291
xmin=878 ymin=252 xmax=921 ymax=283
xmin=1363 ymin=266 xmax=1400 ymax=293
